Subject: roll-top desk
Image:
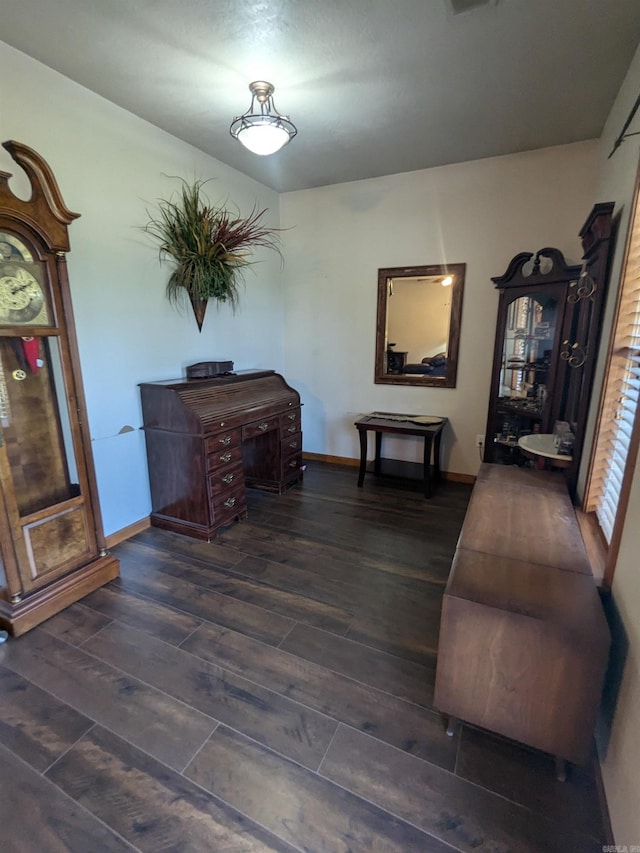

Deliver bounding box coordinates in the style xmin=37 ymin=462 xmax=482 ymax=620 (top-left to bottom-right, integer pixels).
xmin=140 ymin=370 xmax=302 ymax=541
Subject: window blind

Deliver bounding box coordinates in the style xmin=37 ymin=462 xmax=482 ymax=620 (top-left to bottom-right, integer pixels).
xmin=586 ymin=165 xmax=640 ymax=546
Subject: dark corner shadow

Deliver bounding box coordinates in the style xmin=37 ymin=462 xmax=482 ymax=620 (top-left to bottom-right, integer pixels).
xmin=595 ymin=587 xmax=629 ymax=759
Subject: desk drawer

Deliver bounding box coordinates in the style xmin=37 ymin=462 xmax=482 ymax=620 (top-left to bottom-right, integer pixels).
xmin=242 ymin=417 xmax=279 ymax=440
xmin=206 ymin=443 xmax=243 ymax=472
xmin=281 ymin=432 xmax=302 ymax=456
xmin=205 ymin=428 xmax=241 ymax=454
xmin=210 ymin=483 xmax=247 ymax=526
xmin=281 ymin=451 xmax=303 ymax=479
xmin=207 ymin=461 xmax=245 ymax=496
xmin=280 ymin=409 xmax=301 ymax=434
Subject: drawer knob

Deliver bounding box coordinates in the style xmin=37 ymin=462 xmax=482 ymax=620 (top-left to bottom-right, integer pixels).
xmin=289 ymin=441 xmax=298 ymax=449
xmin=224 ymin=497 xmax=236 ymax=508
xmin=258 ymin=422 xmax=269 ymax=431
xmin=287 ymin=426 xmax=296 ymax=433
xmin=222 ymin=473 xmax=234 ymax=484
xmin=220 ymin=451 xmax=232 ymax=463
xmin=287 ymin=413 xmax=296 ymax=421
xmin=219 ymin=436 xmax=232 ymax=446
xmin=288 ymin=460 xmax=298 ymax=468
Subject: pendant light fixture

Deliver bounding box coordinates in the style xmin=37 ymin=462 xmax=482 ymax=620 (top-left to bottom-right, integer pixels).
xmin=230 ymin=81 xmax=297 ymax=156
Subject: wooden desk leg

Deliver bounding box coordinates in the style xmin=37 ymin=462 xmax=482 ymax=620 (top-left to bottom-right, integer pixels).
xmin=374 ymin=431 xmax=382 ymax=474
xmin=357 ymin=429 xmax=368 ymax=487
xmin=423 ymin=435 xmax=434 ymax=497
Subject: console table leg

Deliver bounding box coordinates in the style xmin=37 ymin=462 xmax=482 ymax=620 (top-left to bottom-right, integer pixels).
xmin=423 ymin=435 xmax=434 ymax=497
xmin=433 ymin=430 xmax=443 ymax=485
xmin=374 ymin=431 xmax=382 ymax=474
xmin=445 ymin=715 xmax=458 ymax=737
xmin=357 ymin=429 xmax=368 ymax=487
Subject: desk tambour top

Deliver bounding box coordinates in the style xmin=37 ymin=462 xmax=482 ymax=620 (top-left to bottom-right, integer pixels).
xmin=139 ymin=370 xmax=300 ymax=434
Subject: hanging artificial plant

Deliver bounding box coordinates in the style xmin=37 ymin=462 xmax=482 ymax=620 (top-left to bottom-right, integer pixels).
xmin=144 ymin=178 xmax=281 ymax=329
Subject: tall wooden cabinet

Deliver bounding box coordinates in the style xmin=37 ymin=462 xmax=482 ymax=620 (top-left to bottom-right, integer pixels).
xmin=0 ymin=141 xmax=119 ymax=636
xmin=484 ymin=247 xmax=582 ymax=464
xmin=483 ymin=204 xmax=614 ymax=494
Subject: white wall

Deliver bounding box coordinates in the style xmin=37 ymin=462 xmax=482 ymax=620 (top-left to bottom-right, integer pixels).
xmin=280 ymin=144 xmax=599 ymax=475
xmin=590 ymin=40 xmax=640 ymax=848
xmin=0 ymin=42 xmax=282 ymax=536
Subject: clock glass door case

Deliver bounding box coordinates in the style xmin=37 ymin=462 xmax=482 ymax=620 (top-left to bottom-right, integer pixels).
xmin=0 ymin=230 xmax=96 ymax=593
xmin=0 ymin=140 xmax=118 ymax=636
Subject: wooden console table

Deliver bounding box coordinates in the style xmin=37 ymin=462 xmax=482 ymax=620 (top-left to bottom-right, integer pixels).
xmin=354 ymin=412 xmax=447 ymax=497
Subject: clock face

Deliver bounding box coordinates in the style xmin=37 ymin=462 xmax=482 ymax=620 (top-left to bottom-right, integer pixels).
xmin=0 ymin=262 xmax=49 ymax=325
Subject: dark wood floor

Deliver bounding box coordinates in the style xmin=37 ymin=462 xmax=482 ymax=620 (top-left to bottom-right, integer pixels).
xmin=0 ymin=462 xmax=608 ymax=852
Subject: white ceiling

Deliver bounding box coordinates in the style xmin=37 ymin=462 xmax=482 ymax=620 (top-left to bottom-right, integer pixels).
xmin=2 ymin=0 xmax=640 ymax=192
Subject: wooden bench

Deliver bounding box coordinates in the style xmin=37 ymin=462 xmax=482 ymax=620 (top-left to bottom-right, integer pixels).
xmin=434 ymin=464 xmax=610 ymax=774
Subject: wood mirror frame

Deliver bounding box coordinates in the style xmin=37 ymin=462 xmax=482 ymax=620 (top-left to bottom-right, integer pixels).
xmin=374 ymin=263 xmax=465 ymax=387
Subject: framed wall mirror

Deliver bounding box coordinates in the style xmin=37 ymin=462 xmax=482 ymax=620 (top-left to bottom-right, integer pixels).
xmin=375 ymin=263 xmax=466 ymax=387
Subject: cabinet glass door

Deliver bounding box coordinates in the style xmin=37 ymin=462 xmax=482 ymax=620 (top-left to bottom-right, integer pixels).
xmin=491 ymin=292 xmax=559 ymax=462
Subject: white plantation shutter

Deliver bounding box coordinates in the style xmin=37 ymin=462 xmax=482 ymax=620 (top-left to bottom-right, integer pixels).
xmin=586 ymin=157 xmax=640 ymax=562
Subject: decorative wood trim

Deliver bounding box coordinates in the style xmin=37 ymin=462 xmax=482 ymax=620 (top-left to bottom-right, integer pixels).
xmin=105 ymin=516 xmax=151 ymax=549
xmin=303 ymin=451 xmax=359 ymax=467
xmin=575 ymin=509 xmax=607 ymax=585
xmin=2 ymin=141 xmax=80 ymax=223
xmin=491 ymin=247 xmax=581 ymax=290
xmin=441 ymin=471 xmax=476 ymax=484
xmin=579 ymin=202 xmax=614 ymax=255
xmin=0 ymin=554 xmax=119 ymax=637
xmin=374 ymin=263 xmax=466 ymax=388
xmin=603 ymin=404 xmax=640 ymax=589
xmin=1 ymin=141 xmax=80 ymax=251
xmin=302 ymin=452 xmax=476 ymax=483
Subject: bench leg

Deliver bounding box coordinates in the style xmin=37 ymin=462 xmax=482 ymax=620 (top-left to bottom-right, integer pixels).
xmin=445 ymin=715 xmax=458 ymax=737
xmin=554 ymin=756 xmax=567 ymax=782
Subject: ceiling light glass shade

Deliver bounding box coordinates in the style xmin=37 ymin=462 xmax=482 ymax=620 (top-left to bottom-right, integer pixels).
xmin=233 ymin=119 xmax=294 ymax=156
xmin=230 ymin=81 xmax=297 ymax=156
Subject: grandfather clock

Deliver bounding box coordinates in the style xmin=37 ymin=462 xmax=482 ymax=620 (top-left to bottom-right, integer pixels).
xmin=0 ymin=141 xmax=119 ymax=636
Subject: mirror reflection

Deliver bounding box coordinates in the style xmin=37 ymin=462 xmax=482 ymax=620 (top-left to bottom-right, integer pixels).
xmin=375 ymin=263 xmax=465 ymax=387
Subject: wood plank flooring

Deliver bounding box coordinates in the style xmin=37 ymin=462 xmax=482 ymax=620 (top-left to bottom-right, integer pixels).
xmin=0 ymin=461 xmax=608 ymax=852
